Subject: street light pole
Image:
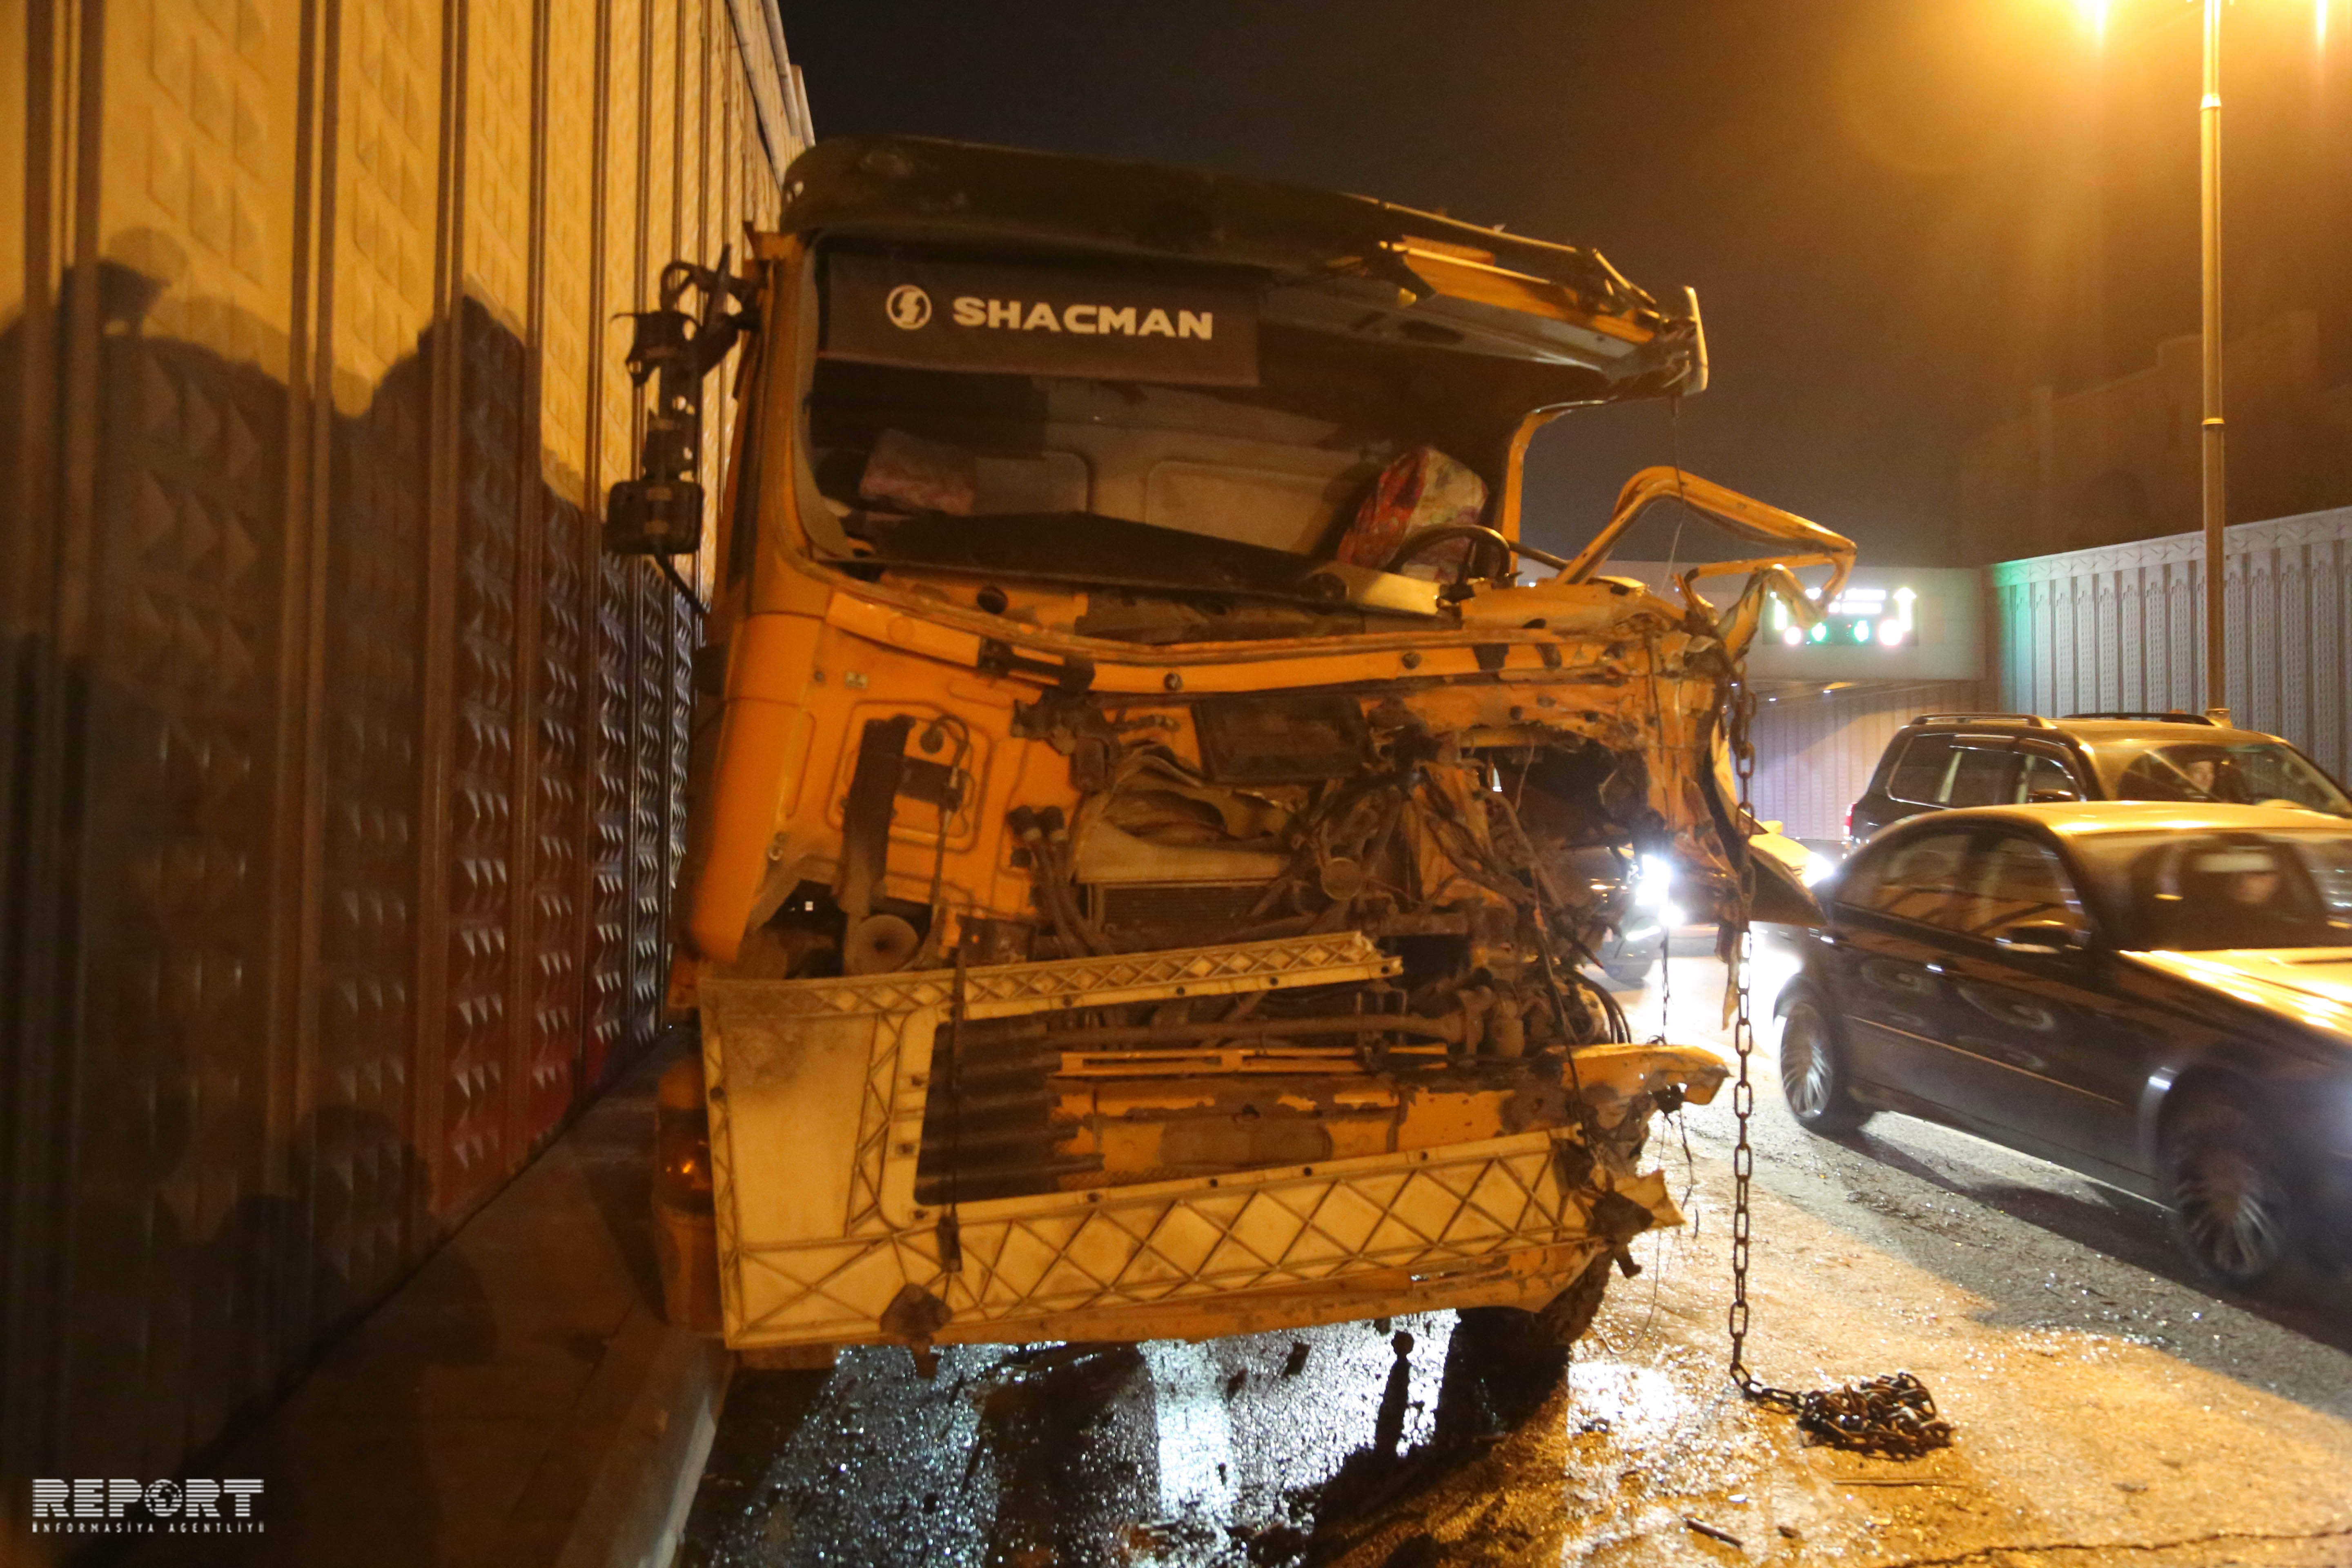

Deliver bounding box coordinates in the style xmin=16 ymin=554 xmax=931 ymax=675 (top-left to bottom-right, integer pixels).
xmin=2199 ymin=0 xmax=2231 ymax=723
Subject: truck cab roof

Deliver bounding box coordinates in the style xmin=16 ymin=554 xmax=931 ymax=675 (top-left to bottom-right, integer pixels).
xmin=763 ymin=135 xmax=1706 ymax=401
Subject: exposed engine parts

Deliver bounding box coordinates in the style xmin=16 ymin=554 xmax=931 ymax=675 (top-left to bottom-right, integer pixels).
xmin=1010 ymin=688 xmax=1671 ymax=1051
xmin=831 ymin=688 xmax=1718 ymax=1206
xmin=756 ymin=686 xmax=1689 ymax=1047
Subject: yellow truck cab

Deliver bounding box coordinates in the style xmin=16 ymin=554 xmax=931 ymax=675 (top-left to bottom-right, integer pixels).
xmin=615 ymin=137 xmax=1850 ymax=1356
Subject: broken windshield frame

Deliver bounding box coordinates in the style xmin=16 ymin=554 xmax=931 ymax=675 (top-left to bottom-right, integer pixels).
xmin=742 ymin=142 xmax=1859 ymax=644
xmin=795 ymin=239 xmax=1633 ymax=615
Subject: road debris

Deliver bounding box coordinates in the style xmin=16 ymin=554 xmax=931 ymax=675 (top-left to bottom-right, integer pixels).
xmin=1685 ymin=1515 xmax=1745 ymax=1548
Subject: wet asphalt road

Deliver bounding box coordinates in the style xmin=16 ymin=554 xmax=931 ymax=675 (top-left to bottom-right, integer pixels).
xmin=676 ymin=935 xmax=2352 ymax=1567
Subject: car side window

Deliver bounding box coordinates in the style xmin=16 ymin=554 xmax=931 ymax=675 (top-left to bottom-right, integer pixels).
xmin=1943 ymin=744 xmax=2016 ymax=807
xmin=1960 ymin=833 xmax=2089 ymax=942
xmin=2015 ymin=750 xmax=2082 ymax=804
xmin=1837 ymin=831 xmax=1978 ymax=930
xmin=2114 ymin=752 xmax=2209 ymax=803
xmin=1885 ymin=736 xmax=1953 ymax=805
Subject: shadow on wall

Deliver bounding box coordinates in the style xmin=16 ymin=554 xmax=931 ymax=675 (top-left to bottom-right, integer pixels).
xmin=114 ymin=1109 xmax=494 ymax=1568
xmin=1 ymin=235 xmax=669 ymax=1548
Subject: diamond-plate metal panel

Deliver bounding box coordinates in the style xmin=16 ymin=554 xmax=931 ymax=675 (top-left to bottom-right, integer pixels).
xmin=581 ymin=0 xmax=647 ymax=1093
xmin=339 ymin=0 xmax=441 ymax=388
xmin=30 ymin=0 xmax=310 ymax=1478
xmin=312 ymin=334 xmax=433 ymax=1315
xmin=438 ymin=299 xmax=525 ymax=1207
xmin=534 ymin=0 xmax=602 ymax=1139
xmin=523 ymin=494 xmax=590 ymax=1142
xmin=587 ymin=557 xmax=637 ymax=1087
xmin=630 ymin=561 xmax=670 ymax=1055
xmin=302 ymin=0 xmax=447 ymax=1341
xmin=3 ymin=0 xmax=790 ymax=1496
xmin=69 ymin=340 xmax=287 ymax=1485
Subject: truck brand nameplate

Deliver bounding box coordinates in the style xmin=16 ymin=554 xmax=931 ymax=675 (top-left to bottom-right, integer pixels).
xmin=824 ymin=252 xmax=1261 ymax=386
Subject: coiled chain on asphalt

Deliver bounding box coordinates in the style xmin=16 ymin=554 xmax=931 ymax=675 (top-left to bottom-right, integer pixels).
xmin=1723 ymin=681 xmax=1956 ymax=1461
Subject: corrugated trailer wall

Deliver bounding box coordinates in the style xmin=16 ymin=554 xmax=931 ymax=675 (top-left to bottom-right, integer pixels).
xmin=1 ymin=0 xmax=800 ymax=1509
xmin=1749 ymin=682 xmax=1995 ymax=843
xmin=1990 ymin=507 xmax=2352 ymax=783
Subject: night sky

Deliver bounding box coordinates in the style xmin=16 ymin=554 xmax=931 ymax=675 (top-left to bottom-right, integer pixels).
xmin=780 ymin=0 xmax=2352 ymax=566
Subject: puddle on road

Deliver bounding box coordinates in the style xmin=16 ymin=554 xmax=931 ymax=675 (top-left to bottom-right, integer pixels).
xmin=677 ymin=1263 xmax=2352 ymax=1567
xmin=678 ymin=1307 xmax=1701 ymax=1567
xmin=1562 ymin=1360 xmax=1688 ymax=1447
xmin=676 ymin=1214 xmax=1774 ymax=1567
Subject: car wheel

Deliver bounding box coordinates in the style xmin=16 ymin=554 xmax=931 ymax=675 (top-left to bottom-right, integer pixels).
xmin=1604 ymin=957 xmax=1653 ymax=987
xmin=1778 ymin=995 xmax=1866 ymax=1133
xmin=1531 ymin=1250 xmax=1615 ymax=1347
xmin=2163 ymin=1098 xmax=2294 ymax=1290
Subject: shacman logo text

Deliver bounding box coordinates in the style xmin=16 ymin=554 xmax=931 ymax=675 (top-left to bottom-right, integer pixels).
xmin=888 ymin=286 xmax=1215 ymax=341
xmin=29 ymin=1478 xmax=264 ymax=1535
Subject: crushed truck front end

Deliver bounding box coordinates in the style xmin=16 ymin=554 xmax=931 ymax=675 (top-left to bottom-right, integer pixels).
xmin=636 ymin=138 xmax=1849 ymax=1354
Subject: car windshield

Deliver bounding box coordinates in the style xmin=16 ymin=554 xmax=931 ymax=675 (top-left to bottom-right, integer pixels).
xmin=2102 ymin=740 xmax=2352 ymax=816
xmin=2070 ymin=828 xmax=2352 ymax=950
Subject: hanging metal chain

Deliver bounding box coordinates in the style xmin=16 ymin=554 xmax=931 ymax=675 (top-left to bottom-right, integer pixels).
xmin=1724 ymin=679 xmax=1772 ymax=1401
xmin=1653 ymin=854 xmax=1673 ymax=1044
xmin=1722 ymin=679 xmax=1954 ymax=1461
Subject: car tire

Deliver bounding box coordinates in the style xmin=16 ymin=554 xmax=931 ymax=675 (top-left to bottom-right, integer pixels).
xmin=1603 ymin=957 xmax=1653 ymax=987
xmin=1777 ymin=993 xmax=1867 ymax=1134
xmin=1600 ymin=932 xmax=1659 ymax=987
xmin=2163 ymin=1097 xmax=2294 ymax=1291
xmin=1531 ymin=1250 xmax=1615 ymax=1347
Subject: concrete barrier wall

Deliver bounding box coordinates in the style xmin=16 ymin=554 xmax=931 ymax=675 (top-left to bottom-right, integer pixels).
xmin=2 ymin=0 xmax=797 ymax=1505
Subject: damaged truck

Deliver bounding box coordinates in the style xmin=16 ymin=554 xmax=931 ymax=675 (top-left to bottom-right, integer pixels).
xmin=612 ymin=138 xmax=1852 ymax=1359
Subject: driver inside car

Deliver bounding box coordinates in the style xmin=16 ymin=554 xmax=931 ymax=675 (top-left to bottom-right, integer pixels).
xmin=2175 ymin=847 xmax=2322 ymax=949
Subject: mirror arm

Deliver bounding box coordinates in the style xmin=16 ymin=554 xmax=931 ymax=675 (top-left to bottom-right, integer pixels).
xmin=605 ymin=247 xmax=761 ymax=558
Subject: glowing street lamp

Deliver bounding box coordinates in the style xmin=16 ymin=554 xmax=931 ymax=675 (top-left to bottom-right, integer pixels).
xmin=2075 ymin=1 xmax=2332 ymax=720
xmin=2197 ymin=0 xmax=2228 ymax=723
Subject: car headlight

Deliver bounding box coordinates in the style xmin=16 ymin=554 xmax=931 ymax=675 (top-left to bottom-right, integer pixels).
xmin=1633 ymin=854 xmax=1674 ymax=911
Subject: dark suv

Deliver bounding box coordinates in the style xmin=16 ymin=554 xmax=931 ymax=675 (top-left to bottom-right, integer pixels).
xmin=1845 ymin=712 xmax=2352 ymax=846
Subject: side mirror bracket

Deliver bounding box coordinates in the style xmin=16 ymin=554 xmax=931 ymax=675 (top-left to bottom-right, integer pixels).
xmin=605 ymin=248 xmax=760 ymax=560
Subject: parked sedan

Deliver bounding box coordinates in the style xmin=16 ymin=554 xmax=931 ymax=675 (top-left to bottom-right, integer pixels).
xmin=1777 ymin=802 xmax=2352 ymax=1288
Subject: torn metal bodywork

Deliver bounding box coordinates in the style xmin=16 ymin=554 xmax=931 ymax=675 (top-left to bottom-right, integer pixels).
xmin=698 ymin=936 xmax=1717 ymax=1348
xmin=641 ymin=137 xmax=1853 ymax=1352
